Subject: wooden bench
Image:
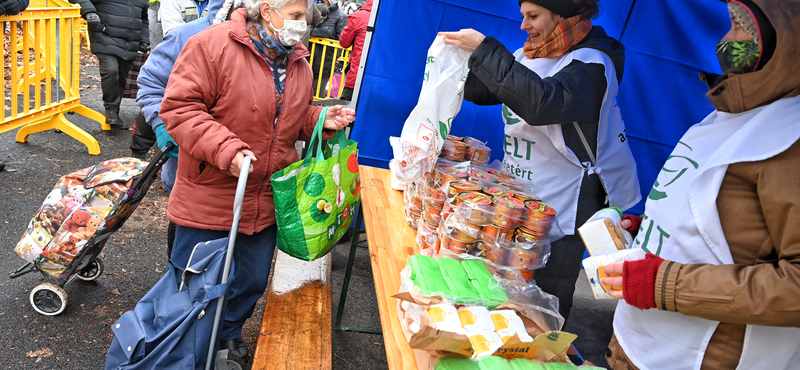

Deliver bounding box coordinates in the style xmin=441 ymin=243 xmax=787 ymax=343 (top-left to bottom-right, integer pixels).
xmin=250 ymin=250 xmax=332 ymax=370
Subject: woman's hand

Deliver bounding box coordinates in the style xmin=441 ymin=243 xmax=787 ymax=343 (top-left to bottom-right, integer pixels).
xmin=229 ymin=149 xmax=256 ymax=177
xmin=600 ymin=263 xmax=625 ymax=299
xmin=323 ymin=105 xmax=356 ymax=131
xmin=438 ymin=29 xmax=486 ymax=52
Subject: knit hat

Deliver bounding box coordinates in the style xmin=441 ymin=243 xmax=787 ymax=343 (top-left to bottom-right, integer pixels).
xmin=518 ymin=0 xmax=580 ymax=19
xmin=728 ymin=2 xmax=758 ymax=43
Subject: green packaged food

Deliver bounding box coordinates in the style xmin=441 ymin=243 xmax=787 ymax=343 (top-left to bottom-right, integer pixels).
xmin=509 ymin=358 xmax=547 ymax=370
xmin=434 ymin=355 xmax=478 ymax=370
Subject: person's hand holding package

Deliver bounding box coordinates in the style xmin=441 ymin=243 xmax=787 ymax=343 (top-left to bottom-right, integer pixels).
xmin=601 ymin=253 xmax=666 ymax=309
xmin=437 ymin=29 xmax=486 ymax=52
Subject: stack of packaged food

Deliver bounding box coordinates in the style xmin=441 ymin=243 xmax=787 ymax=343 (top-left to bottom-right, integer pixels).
xmin=403 ymin=135 xmax=559 ymax=281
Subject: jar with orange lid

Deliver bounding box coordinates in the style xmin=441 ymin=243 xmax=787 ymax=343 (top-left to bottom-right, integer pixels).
xmin=491 ymin=196 xmax=526 ymax=228
xmin=523 ymin=200 xmax=557 ymax=234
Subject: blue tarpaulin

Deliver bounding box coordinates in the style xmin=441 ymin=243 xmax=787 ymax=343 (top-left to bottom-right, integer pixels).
xmin=350 ymin=0 xmax=730 ymax=214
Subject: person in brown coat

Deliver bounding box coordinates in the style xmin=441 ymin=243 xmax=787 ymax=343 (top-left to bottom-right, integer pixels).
xmin=600 ymin=0 xmax=800 ymax=369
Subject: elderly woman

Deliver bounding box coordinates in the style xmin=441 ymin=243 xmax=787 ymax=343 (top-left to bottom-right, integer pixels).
xmin=159 ymin=0 xmax=354 ymax=359
xmin=600 ymin=0 xmax=800 ymax=369
xmin=439 ymin=0 xmax=640 ymax=322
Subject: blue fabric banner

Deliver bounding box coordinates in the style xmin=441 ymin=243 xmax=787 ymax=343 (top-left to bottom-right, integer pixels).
xmin=351 ymin=0 xmax=730 ymax=214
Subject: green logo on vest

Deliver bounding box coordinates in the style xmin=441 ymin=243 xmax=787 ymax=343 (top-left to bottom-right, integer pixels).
xmin=503 ymin=105 xmax=520 ymax=126
xmin=648 ymin=141 xmax=698 ymax=201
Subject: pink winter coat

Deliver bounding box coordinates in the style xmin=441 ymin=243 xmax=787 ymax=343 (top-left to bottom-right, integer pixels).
xmin=160 ymin=8 xmax=331 ymax=235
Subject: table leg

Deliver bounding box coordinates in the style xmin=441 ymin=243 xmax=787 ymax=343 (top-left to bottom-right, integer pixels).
xmin=334 ymin=201 xmax=382 ymax=334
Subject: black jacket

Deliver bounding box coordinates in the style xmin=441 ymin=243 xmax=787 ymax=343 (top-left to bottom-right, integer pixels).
xmin=465 ymin=26 xmax=625 ymax=164
xmin=70 ymin=0 xmax=149 ymax=61
xmin=311 ymin=2 xmax=347 ymax=40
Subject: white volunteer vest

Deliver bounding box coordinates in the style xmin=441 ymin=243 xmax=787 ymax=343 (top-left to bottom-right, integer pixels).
xmin=502 ymin=48 xmax=640 ymax=233
xmin=614 ymin=95 xmax=800 ymax=370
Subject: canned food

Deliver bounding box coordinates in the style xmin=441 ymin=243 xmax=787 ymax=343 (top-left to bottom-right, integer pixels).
xmin=409 ymin=195 xmax=423 ymax=211
xmin=435 ymin=167 xmax=469 ymax=187
xmin=517 ymin=247 xmax=540 ymax=280
xmin=440 ymin=235 xmax=474 ymax=254
xmin=512 ymin=190 xmax=540 ymax=203
xmin=446 ymin=134 xmax=464 ymax=142
xmin=446 ymin=224 xmax=479 ymax=243
xmin=421 ymin=209 xmax=440 ymax=227
xmin=482 ymin=185 xmax=514 ymax=198
xmin=487 ymin=168 xmax=515 ymax=179
xmin=475 ymin=242 xmax=493 ymax=262
xmin=456 ymin=192 xmax=492 ymax=211
xmin=491 ymin=196 xmax=526 ymax=228
xmin=481 ymin=224 xmax=515 ymax=244
xmin=448 ymin=180 xmax=481 ymax=202
xmin=449 ymin=140 xmax=469 ymax=161
xmin=523 ymin=200 xmax=556 ymax=234
xmin=514 ymin=226 xmax=544 ymax=244
xmin=468 ymin=145 xmax=491 ymax=164
xmin=441 ymin=140 xmax=464 ymax=161
xmin=468 ymin=168 xmax=498 ymax=183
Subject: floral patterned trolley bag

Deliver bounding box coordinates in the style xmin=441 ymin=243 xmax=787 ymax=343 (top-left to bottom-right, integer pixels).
xmin=11 ymin=153 xmax=170 ymax=315
xmin=270 ymin=108 xmax=360 ymax=261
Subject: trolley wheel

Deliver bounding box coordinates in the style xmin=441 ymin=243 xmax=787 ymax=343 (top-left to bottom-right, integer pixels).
xmin=30 ymin=283 xmax=68 ymax=316
xmin=77 ymin=257 xmax=104 ymax=281
xmin=224 ymin=359 xmax=244 ymax=370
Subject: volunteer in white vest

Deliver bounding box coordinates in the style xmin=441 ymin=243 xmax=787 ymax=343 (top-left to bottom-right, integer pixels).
xmin=600 ymin=0 xmax=800 ymax=369
xmin=439 ymin=0 xmax=640 ymax=322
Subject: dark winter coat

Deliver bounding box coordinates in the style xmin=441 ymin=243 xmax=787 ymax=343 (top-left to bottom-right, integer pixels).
xmin=69 ymin=0 xmax=149 ymax=61
xmin=465 ymin=26 xmax=624 ymax=165
xmin=311 ymin=1 xmax=347 ymax=40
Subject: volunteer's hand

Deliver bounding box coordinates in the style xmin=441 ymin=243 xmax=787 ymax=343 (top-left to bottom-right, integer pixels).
xmin=85 ymin=12 xmax=106 ymax=32
xmin=138 ymin=43 xmax=150 ymax=53
xmin=0 ymin=0 xmax=22 ymax=16
xmin=228 ymin=149 xmax=256 ymax=177
xmin=438 ymin=29 xmax=486 ymax=53
xmin=154 ymin=124 xmax=179 ymax=159
xmin=600 ymin=263 xmax=624 ymax=299
xmin=323 ymin=105 xmax=355 ymax=131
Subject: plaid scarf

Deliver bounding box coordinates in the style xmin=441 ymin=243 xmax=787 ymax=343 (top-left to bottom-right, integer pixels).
xmin=246 ymin=20 xmax=290 ymax=117
xmin=523 ymin=16 xmax=593 ymax=59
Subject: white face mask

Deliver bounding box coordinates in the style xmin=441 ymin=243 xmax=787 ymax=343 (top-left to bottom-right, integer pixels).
xmin=270 ymin=9 xmax=307 ymax=47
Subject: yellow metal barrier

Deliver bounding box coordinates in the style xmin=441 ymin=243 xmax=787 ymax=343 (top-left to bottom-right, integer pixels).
xmin=1 ymin=6 xmax=108 ymax=155
xmin=308 ymin=36 xmax=351 ymax=101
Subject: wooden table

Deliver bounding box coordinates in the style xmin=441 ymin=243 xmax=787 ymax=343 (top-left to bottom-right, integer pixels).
xmin=359 ymin=165 xmax=427 ymax=369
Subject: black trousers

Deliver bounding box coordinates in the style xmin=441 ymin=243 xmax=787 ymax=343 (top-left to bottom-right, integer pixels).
xmin=130 ymin=112 xmax=156 ymax=154
xmin=95 ymin=53 xmax=133 ymax=112
xmin=534 ymin=172 xmax=607 ymax=323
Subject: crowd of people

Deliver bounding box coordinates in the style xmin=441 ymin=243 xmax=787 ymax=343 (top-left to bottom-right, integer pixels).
xmin=10 ymin=0 xmax=798 ymax=367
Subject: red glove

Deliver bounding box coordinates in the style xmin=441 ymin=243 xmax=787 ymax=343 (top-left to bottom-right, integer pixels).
xmin=622 ymin=253 xmax=665 ymax=310
xmin=622 ymin=214 xmax=642 ymax=235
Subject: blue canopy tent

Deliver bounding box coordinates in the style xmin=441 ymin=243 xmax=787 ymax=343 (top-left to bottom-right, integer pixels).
xmin=349 ymin=0 xmax=730 ymax=214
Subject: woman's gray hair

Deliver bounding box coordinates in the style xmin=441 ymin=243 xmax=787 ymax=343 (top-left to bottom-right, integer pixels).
xmin=245 ymin=0 xmax=306 ymax=22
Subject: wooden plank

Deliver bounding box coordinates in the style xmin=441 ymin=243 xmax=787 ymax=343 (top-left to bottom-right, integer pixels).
xmin=251 ymin=251 xmax=332 ymax=370
xmin=359 ymin=165 xmax=428 ymax=370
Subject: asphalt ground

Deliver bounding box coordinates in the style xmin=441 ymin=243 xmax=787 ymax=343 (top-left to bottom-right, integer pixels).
xmin=0 ymin=46 xmax=615 ymax=369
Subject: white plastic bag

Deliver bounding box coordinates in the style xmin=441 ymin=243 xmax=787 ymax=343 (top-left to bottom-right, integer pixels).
xmin=389 ymin=36 xmax=471 ymax=190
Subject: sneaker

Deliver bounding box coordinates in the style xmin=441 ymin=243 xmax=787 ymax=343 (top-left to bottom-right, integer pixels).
xmin=106 ymin=110 xmax=131 ymax=130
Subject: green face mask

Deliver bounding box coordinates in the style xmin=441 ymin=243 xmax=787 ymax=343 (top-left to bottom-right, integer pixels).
xmin=716 ymin=40 xmax=760 ymax=73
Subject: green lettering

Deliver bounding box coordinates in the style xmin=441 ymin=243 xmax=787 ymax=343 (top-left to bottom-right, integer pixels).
xmin=504 ymin=135 xmax=513 ymax=156
xmin=512 ymin=137 xmax=523 ymax=158
xmin=654 ymin=226 xmax=671 ymax=256
xmin=426 ymin=56 xmax=435 ymax=64
xmin=520 ymin=138 xmax=536 ymax=160
xmin=640 ymin=217 xmax=655 ymax=253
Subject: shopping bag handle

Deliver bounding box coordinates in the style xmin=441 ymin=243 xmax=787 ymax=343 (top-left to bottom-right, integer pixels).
xmin=304 ymin=107 xmax=329 ymax=166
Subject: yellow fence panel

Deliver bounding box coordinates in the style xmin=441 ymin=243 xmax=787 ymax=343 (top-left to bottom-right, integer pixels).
xmin=308 ymin=36 xmax=351 ymax=102
xmin=2 ymin=6 xmax=107 ymax=155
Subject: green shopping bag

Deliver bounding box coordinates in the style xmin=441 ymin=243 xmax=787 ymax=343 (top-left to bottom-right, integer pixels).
xmin=271 ymin=108 xmax=360 ymax=261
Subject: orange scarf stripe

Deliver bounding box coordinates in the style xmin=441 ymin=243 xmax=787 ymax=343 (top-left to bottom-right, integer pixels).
xmin=524 ymin=16 xmax=593 ymax=59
